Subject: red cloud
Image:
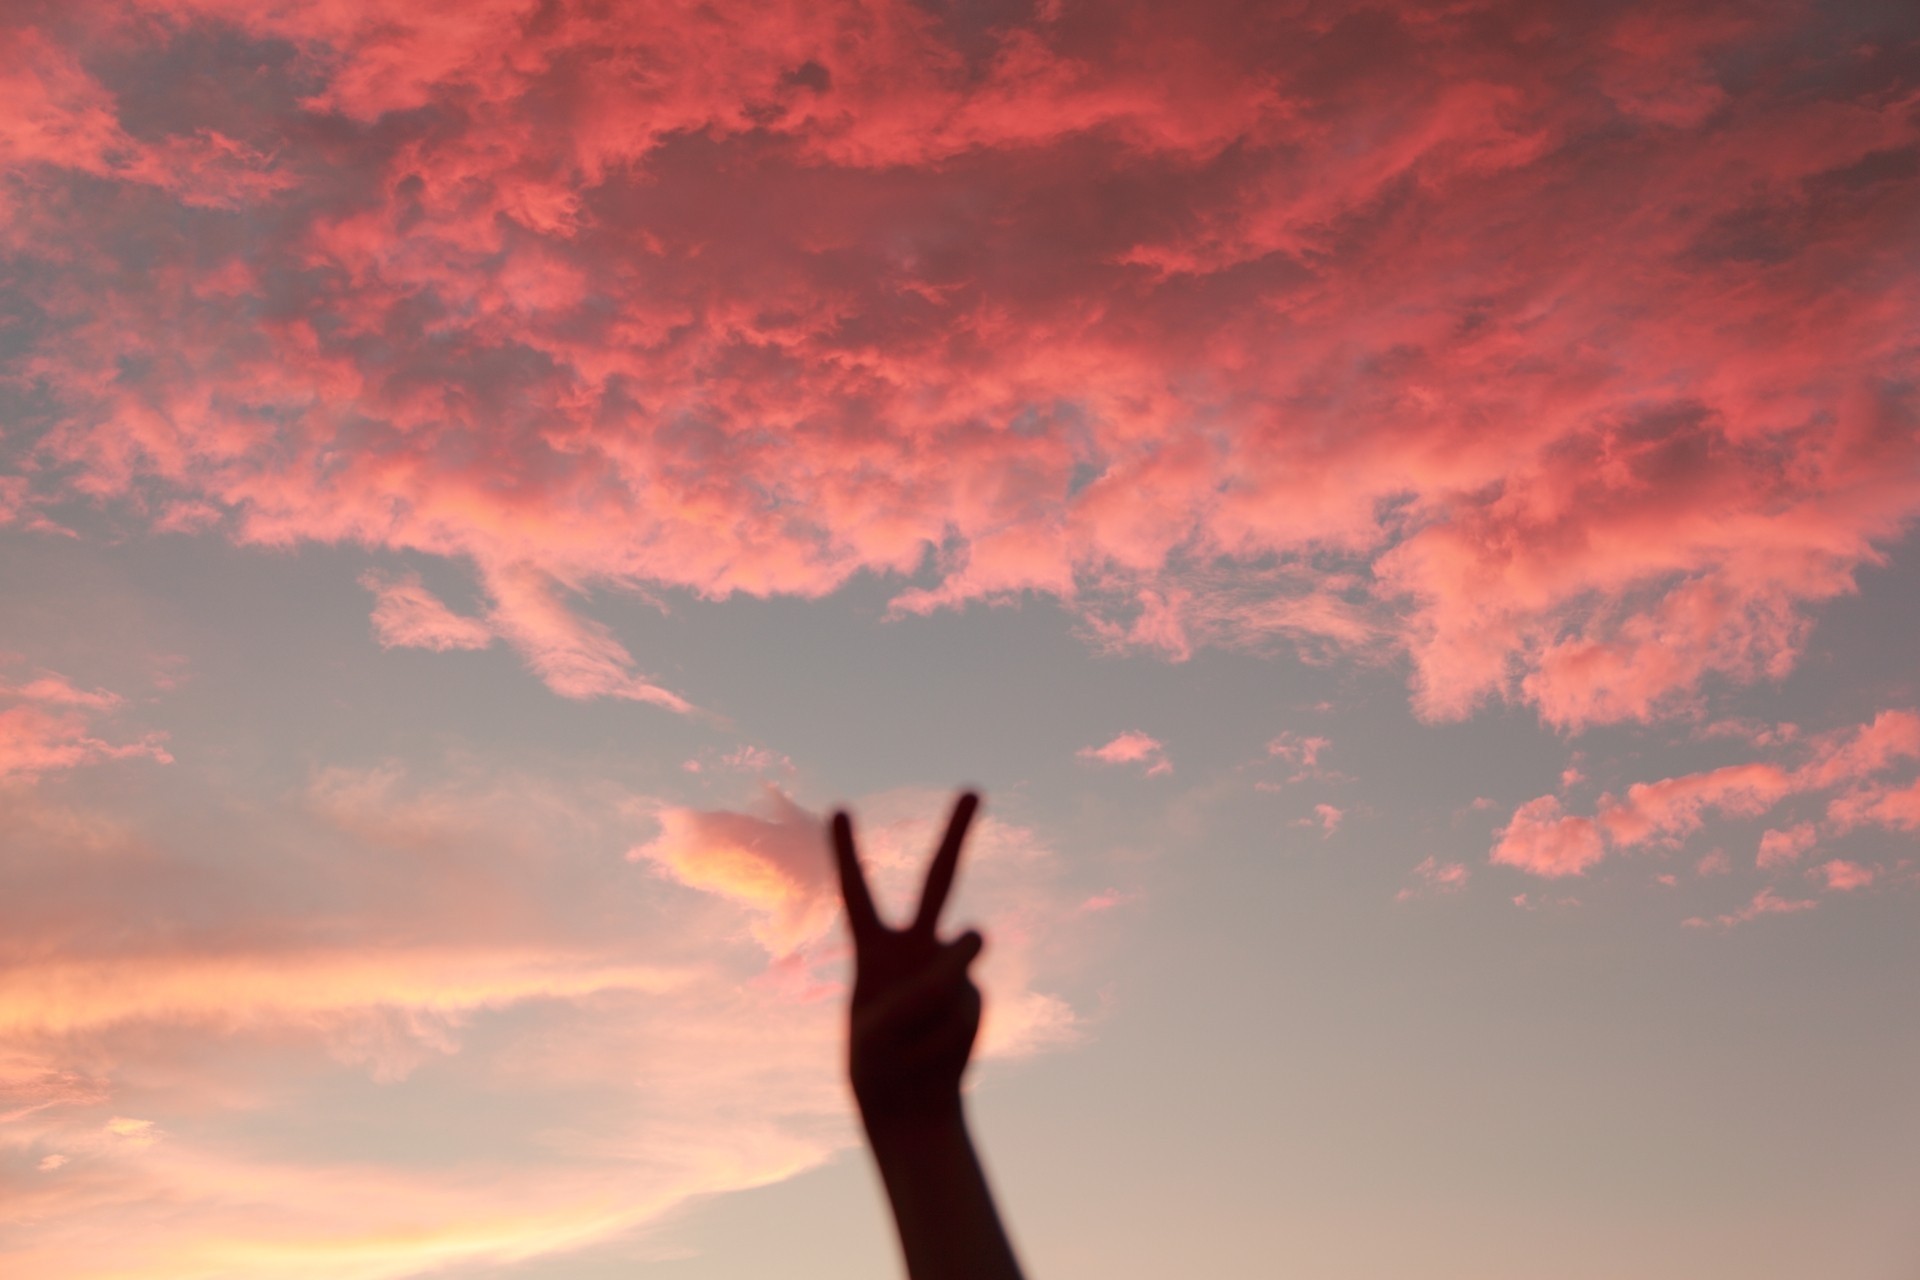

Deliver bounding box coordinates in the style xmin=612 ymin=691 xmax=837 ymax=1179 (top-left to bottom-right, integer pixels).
xmin=5 ymin=1 xmax=1917 ymax=723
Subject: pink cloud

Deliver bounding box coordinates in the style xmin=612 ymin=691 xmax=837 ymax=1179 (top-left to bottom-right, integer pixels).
xmin=1491 ymin=796 xmax=1607 ymax=878
xmin=1827 ymin=778 xmax=1920 ymax=832
xmin=0 ymin=671 xmax=172 ymax=781
xmin=3 ymin=673 xmax=124 ymax=712
xmin=1264 ymin=730 xmax=1346 ymax=786
xmin=1598 ymin=762 xmax=1794 ymax=848
xmin=0 ymin=477 xmax=29 ymax=526
xmin=1700 ymin=719 xmax=1801 ymax=747
xmin=361 ymin=571 xmax=495 ymax=651
xmin=1798 ymin=710 xmax=1920 ymax=789
xmin=1756 ymin=822 xmax=1818 ymax=869
xmin=632 ymin=787 xmax=837 ymax=956
xmin=1511 ymin=891 xmax=1581 ymax=911
xmin=0 ymin=944 xmax=686 ymax=1040
xmin=0 ymin=765 xmax=1086 ymax=1275
xmin=722 ymin=746 xmax=787 ymax=771
xmin=1814 ymin=859 xmax=1878 ymax=892
xmin=3 ymin=1 xmax=1913 ymax=724
xmin=1694 ymin=849 xmax=1731 ymax=877
xmin=1267 ymin=732 xmax=1330 ymax=768
xmin=1303 ymin=802 xmax=1344 ymax=837
xmin=1078 ymin=730 xmax=1172 ymax=776
xmin=1494 ymin=709 xmax=1920 ymax=877
xmin=1397 ymin=855 xmax=1469 ymax=901
xmin=1075 ymin=888 xmax=1142 ymax=916
xmin=1683 ymin=887 xmax=1819 ymax=930
xmin=482 ymin=564 xmax=692 ymax=710
xmin=0 ymin=29 xmax=283 ymax=204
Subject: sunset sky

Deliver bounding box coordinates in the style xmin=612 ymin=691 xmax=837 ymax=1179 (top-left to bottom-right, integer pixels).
xmin=3 ymin=1 xmax=1918 ymax=1276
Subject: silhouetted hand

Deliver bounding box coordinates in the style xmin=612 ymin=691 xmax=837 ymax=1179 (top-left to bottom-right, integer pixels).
xmin=830 ymin=791 xmax=1028 ymax=1280
xmin=832 ymin=791 xmax=984 ymax=1129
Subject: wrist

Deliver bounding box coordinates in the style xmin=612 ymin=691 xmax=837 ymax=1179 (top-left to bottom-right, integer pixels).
xmin=859 ymin=1095 xmax=967 ymax=1149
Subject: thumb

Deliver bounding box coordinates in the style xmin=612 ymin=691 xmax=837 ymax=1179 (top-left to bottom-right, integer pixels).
xmin=948 ymin=929 xmax=984 ymax=965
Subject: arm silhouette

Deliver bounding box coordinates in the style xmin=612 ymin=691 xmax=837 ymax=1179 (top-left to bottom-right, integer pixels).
xmin=831 ymin=791 xmax=1029 ymax=1280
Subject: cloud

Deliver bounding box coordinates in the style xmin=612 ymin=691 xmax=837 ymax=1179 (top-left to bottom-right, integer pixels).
xmin=480 ymin=564 xmax=694 ymax=710
xmin=1683 ymin=886 xmax=1819 ymax=930
xmin=1292 ymin=801 xmax=1345 ymax=837
xmin=1827 ymin=777 xmax=1920 ymax=832
xmin=0 ymin=669 xmax=172 ymax=781
xmin=1263 ymin=730 xmax=1348 ymax=788
xmin=0 ymin=765 xmax=1087 ymax=1276
xmin=361 ymin=571 xmax=495 ymax=651
xmin=0 ymin=476 xmax=26 ymax=525
xmin=0 ymin=945 xmax=687 ymax=1039
xmin=632 ymin=787 xmax=838 ymax=956
xmin=1814 ymin=859 xmax=1878 ymax=891
xmin=1077 ymin=730 xmax=1171 ymax=776
xmin=1756 ymin=822 xmax=1818 ymax=869
xmin=1 ymin=767 xmax=797 ymax=1275
xmin=2 ymin=673 xmax=123 ymax=711
xmin=0 ymin=27 xmax=289 ymax=206
xmin=1494 ymin=709 xmax=1920 ymax=877
xmin=4 ymin=1 xmax=1914 ymax=724
xmin=1799 ymin=709 xmax=1920 ymax=789
xmin=1490 ymin=795 xmax=1607 ymax=877
xmin=1396 ymin=855 xmax=1469 ymax=901
xmin=1074 ymin=888 xmax=1141 ymax=915
xmin=1267 ymin=732 xmax=1329 ymax=767
xmin=1598 ymin=762 xmax=1794 ymax=848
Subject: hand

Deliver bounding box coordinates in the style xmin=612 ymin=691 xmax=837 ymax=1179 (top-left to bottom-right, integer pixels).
xmin=832 ymin=791 xmax=985 ymax=1129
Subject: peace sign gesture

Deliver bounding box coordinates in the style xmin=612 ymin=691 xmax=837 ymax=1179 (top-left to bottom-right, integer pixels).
xmin=832 ymin=791 xmax=986 ymax=1127
xmin=830 ymin=790 xmax=1029 ymax=1280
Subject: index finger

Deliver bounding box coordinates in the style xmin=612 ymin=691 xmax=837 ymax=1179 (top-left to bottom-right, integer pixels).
xmin=912 ymin=790 xmax=979 ymax=937
xmin=831 ymin=810 xmax=883 ymax=941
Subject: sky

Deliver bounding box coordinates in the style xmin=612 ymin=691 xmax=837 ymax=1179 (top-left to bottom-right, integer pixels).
xmin=1 ymin=0 xmax=1918 ymax=1276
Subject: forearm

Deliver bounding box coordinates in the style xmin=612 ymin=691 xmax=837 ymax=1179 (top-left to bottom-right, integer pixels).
xmin=862 ymin=1101 xmax=1027 ymax=1280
